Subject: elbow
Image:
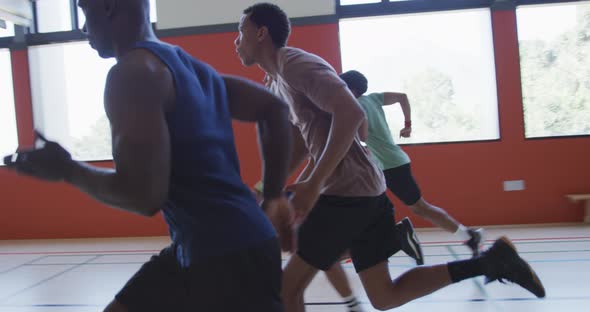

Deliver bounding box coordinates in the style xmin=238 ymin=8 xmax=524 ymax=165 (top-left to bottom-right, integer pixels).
xmin=359 ymin=131 xmax=368 ymax=142
xmin=139 ymin=205 xmax=162 ymax=217
xmin=401 ymin=94 xmax=410 ymax=105
xmin=111 ymin=173 xmax=168 ymax=217
xmin=136 ymin=199 xmax=165 ymax=217
xmin=133 ymin=189 xmax=167 ymax=217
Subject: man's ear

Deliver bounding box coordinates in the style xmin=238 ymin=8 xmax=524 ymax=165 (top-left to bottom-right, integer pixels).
xmin=257 ymin=26 xmax=269 ymax=43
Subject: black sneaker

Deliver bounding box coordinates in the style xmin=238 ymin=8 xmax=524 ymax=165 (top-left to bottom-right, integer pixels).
xmin=482 ymin=236 xmax=546 ymax=298
xmin=464 ymin=228 xmax=484 ymax=257
xmin=396 ymin=217 xmax=424 ymax=265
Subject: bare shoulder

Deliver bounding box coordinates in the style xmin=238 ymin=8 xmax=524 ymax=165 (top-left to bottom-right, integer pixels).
xmin=108 ymin=49 xmax=172 ymax=86
xmin=105 ymin=48 xmax=175 ymax=113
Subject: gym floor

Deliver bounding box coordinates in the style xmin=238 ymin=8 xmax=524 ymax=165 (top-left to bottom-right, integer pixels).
xmin=0 ymin=224 xmax=588 ymax=312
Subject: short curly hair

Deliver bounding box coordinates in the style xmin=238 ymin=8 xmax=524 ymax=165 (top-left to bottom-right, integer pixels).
xmin=339 ymin=70 xmax=368 ymax=95
xmin=244 ymin=3 xmax=291 ymax=48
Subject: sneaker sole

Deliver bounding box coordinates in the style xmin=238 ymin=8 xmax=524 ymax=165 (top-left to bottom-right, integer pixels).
xmin=498 ymin=236 xmax=546 ymax=298
xmin=403 ymin=218 xmax=424 ymax=265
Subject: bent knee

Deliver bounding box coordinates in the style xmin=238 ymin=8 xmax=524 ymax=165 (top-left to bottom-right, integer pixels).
xmin=409 ymin=200 xmax=429 ymax=216
xmin=367 ymin=295 xmax=397 ymax=311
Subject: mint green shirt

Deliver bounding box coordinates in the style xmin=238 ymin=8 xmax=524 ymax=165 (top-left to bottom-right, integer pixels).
xmin=358 ymin=93 xmax=410 ymax=170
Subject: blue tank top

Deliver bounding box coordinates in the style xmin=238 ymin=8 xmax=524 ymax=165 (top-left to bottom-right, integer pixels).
xmin=133 ymin=41 xmax=275 ymax=267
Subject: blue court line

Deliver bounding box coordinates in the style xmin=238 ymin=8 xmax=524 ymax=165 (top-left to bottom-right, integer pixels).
xmin=0 ymin=255 xmax=102 ymax=303
xmin=512 ymin=239 xmax=590 ymax=245
xmin=6 ymin=248 xmax=590 ymax=269
xmin=30 ymin=254 xmax=96 ymax=260
xmin=419 ymin=240 xmax=590 ymax=249
xmin=528 ymin=258 xmax=590 ymax=263
xmin=418 ymin=239 xmax=590 ymax=247
xmin=418 ymin=248 xmax=590 ymax=259
xmin=26 ymin=262 xmax=146 ymax=266
xmin=25 ymin=247 xmax=590 ymax=263
xmin=18 ymin=257 xmax=590 ymax=269
xmin=394 ymin=296 xmax=590 ymax=303
xmin=305 ymin=296 xmax=590 ymax=306
xmin=0 ymin=255 xmax=49 ymax=276
xmin=1 ymin=296 xmax=589 ymax=308
xmin=0 ymin=304 xmax=102 ymax=307
xmin=29 ymin=253 xmax=155 ymax=257
xmin=336 ymin=258 xmax=590 ymax=270
xmin=3 ymin=241 xmax=588 ymax=263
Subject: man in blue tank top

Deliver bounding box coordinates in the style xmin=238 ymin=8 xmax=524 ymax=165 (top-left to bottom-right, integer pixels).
xmin=4 ymin=0 xmax=293 ymax=311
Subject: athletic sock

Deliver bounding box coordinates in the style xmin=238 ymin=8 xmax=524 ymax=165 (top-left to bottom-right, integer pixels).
xmin=447 ymin=256 xmax=487 ymax=283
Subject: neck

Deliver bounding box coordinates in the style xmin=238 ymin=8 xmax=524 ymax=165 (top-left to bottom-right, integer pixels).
xmin=256 ymin=45 xmax=281 ymax=78
xmin=114 ymin=23 xmax=157 ymax=60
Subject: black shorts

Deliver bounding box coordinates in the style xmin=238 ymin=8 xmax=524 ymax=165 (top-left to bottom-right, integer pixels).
xmin=383 ymin=163 xmax=422 ymax=206
xmin=297 ymin=193 xmax=401 ymax=273
xmin=115 ymin=238 xmax=283 ymax=312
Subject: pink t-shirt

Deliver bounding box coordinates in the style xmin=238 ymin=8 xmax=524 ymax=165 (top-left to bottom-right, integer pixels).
xmin=269 ymin=47 xmax=386 ymax=197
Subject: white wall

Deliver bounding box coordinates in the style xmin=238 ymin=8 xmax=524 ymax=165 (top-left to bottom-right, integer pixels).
xmin=156 ymin=0 xmax=335 ymax=30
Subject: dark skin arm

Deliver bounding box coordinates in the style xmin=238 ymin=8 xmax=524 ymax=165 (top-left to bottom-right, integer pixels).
xmin=7 ymin=50 xmax=174 ymax=217
xmin=223 ymin=75 xmax=292 ymax=200
xmin=223 ymin=75 xmax=295 ymax=251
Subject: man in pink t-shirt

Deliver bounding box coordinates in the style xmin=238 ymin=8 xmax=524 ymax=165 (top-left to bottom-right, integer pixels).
xmin=234 ymin=3 xmax=546 ymax=311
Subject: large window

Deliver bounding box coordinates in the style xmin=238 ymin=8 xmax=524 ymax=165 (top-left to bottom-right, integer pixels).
xmin=29 ymin=42 xmax=115 ymax=161
xmin=517 ymin=1 xmax=590 ymax=138
xmin=339 ymin=9 xmax=499 ymax=144
xmin=0 ymin=49 xmax=18 ymax=164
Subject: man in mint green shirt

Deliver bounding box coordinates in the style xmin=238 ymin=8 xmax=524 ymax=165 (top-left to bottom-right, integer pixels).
xmin=340 ymin=70 xmax=483 ymax=256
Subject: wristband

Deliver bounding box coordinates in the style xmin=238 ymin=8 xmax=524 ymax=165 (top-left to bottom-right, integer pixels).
xmin=404 ymin=120 xmax=412 ymax=128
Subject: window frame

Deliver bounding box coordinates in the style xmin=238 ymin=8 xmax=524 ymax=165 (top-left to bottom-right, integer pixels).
xmin=336 ymin=0 xmax=588 ymax=19
xmin=337 ymin=0 xmax=495 ymax=19
xmin=516 ymin=0 xmax=586 ymax=5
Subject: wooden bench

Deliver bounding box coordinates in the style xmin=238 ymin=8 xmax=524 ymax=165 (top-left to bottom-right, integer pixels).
xmin=566 ymin=194 xmax=590 ymax=223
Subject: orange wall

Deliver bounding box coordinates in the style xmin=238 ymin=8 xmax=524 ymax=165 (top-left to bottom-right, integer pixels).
xmin=0 ymin=12 xmax=588 ymax=240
